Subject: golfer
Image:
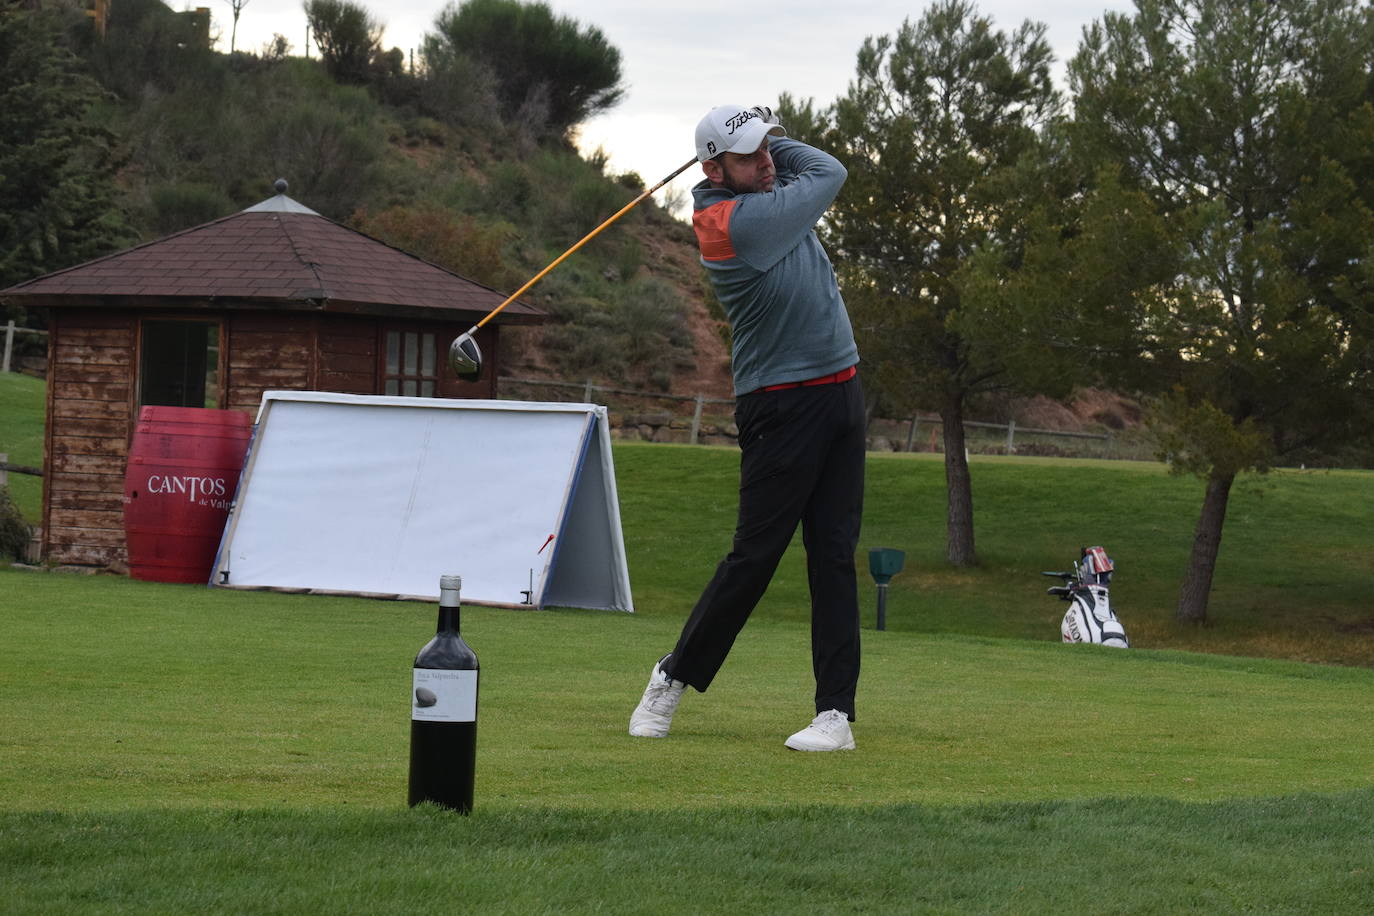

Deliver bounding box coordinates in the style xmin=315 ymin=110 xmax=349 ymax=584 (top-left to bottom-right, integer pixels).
xmin=629 ymin=104 xmax=865 ymax=751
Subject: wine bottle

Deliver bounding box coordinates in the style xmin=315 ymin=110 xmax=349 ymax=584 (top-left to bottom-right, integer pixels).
xmin=408 ymin=574 xmax=479 ymax=813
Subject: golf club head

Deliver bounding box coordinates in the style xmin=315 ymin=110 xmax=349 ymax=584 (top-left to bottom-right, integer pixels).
xmin=448 ymin=333 xmax=482 ymax=382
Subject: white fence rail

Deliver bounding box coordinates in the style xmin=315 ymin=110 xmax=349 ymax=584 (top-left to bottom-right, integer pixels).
xmin=2 ymin=321 xmax=48 ymax=374
xmin=499 ymin=375 xmax=1118 ymax=455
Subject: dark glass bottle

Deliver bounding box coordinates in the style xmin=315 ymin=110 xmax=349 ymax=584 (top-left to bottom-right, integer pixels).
xmin=408 ymin=574 xmax=479 ymax=813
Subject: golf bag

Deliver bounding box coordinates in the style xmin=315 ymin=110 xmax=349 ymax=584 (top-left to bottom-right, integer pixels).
xmin=1043 ymin=546 xmax=1129 ymax=648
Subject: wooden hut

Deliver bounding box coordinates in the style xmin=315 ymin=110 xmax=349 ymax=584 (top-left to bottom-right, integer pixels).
xmin=0 ymin=183 xmax=543 ymax=570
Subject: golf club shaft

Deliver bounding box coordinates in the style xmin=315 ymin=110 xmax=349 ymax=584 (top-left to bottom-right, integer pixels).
xmin=459 ymin=156 xmax=699 ymax=337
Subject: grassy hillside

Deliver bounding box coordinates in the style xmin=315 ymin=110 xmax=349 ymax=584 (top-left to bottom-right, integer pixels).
xmin=76 ymin=11 xmax=726 ymax=395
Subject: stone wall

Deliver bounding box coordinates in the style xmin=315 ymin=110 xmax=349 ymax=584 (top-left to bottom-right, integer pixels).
xmin=607 ymin=409 xmax=739 ymax=446
xmin=607 ymin=408 xmax=903 ymax=451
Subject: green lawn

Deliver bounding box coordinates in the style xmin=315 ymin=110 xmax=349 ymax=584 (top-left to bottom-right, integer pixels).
xmin=6 ymin=795 xmax=1371 ymax=913
xmin=7 ymin=574 xmax=1372 ymax=811
xmin=616 ymin=443 xmax=1374 ymax=667
xmin=2 ymin=571 xmax=1372 ymax=911
xmin=0 ymin=371 xmax=44 ymax=522
xmin=5 ymin=373 xmax=1374 ymax=910
xmin=4 ymin=370 xmax=1374 ymax=666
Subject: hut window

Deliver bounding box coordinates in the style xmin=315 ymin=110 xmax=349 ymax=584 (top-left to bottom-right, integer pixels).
xmin=383 ymin=330 xmax=437 ymax=397
xmin=139 ymin=320 xmax=220 ymax=408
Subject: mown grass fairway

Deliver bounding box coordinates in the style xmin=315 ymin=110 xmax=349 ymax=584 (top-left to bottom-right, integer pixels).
xmin=4 ymin=376 xmax=1374 ymax=910
xmin=7 ymin=796 xmax=1372 ymax=913
xmin=5 ymin=574 xmax=1372 ymax=810
xmin=615 ymin=442 xmax=1374 ymax=667
xmin=4 ymin=374 xmax=1374 ymax=663
xmin=2 ymin=572 xmax=1372 ymax=911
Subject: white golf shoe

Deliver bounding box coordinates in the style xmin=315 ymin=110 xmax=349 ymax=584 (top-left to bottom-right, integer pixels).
xmin=784 ymin=709 xmax=856 ymax=751
xmin=628 ymin=655 xmax=686 ymax=737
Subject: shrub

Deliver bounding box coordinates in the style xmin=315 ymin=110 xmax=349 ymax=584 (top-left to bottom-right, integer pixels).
xmin=350 ymin=203 xmax=517 ymax=291
xmin=535 ymin=276 xmax=693 ymax=386
xmin=0 ymin=486 xmax=31 ymax=562
xmin=430 ymin=0 xmax=624 ymax=136
xmin=415 ymin=42 xmax=502 ymax=133
xmin=148 ymin=182 xmax=235 ymax=234
xmin=304 ymin=0 xmax=382 ymax=86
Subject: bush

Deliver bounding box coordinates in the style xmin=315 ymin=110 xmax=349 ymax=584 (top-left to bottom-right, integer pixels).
xmin=350 ymin=203 xmax=517 ymax=291
xmin=415 ymin=42 xmax=503 ymax=133
xmin=148 ymin=182 xmax=235 ymax=234
xmin=0 ymin=486 xmax=31 ymax=562
xmin=113 ymin=55 xmax=389 ymax=226
xmin=536 ymin=276 xmax=693 ymax=387
xmin=403 ymin=117 xmax=446 ymax=146
xmin=430 ymin=0 xmax=624 ymax=137
xmin=87 ymin=0 xmax=224 ymax=97
xmin=304 ymin=0 xmax=381 ymax=86
xmin=256 ymin=91 xmax=384 ymax=219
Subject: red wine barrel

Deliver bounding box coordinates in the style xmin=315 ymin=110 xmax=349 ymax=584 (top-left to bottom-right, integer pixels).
xmin=123 ymin=406 xmax=253 ymax=584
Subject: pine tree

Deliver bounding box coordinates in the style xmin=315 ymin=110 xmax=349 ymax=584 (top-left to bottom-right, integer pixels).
xmin=791 ymin=0 xmax=1063 ymax=566
xmin=0 ymin=5 xmax=131 ymax=293
xmin=1069 ymin=0 xmax=1374 ymax=621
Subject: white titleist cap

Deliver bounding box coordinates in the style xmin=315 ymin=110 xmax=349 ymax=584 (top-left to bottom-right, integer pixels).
xmin=695 ymin=104 xmax=786 ymax=162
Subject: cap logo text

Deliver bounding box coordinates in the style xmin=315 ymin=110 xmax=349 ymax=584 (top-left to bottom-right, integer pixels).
xmin=724 ymin=109 xmax=759 ymax=136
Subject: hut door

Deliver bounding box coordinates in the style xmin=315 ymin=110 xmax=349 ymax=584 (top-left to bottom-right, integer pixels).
xmin=138 ymin=319 xmax=222 ymax=408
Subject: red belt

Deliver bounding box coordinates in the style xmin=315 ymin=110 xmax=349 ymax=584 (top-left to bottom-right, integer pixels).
xmin=761 ymin=365 xmax=857 ymax=392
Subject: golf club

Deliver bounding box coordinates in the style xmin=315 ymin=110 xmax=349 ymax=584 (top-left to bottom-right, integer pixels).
xmin=448 ymin=155 xmax=699 ymax=382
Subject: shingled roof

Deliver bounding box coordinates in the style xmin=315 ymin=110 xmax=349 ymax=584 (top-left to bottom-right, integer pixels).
xmin=0 ymin=186 xmax=543 ymax=324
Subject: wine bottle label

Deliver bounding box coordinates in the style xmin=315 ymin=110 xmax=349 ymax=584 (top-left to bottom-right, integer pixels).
xmin=411 ymin=669 xmax=478 ymax=722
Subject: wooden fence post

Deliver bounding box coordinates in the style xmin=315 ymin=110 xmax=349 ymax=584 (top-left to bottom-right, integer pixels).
xmin=3 ymin=321 xmax=13 ymax=374
xmin=1005 ymin=419 xmax=1016 ymax=455
xmin=689 ymin=394 xmax=704 ymax=445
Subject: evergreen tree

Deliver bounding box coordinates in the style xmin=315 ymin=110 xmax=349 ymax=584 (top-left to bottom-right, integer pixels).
xmin=1069 ymin=0 xmax=1374 ymax=622
xmin=0 ymin=4 xmax=131 ymax=294
xmin=788 ymin=0 xmax=1062 ymax=567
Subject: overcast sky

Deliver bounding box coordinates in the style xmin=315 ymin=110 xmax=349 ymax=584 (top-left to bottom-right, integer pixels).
xmin=221 ymin=0 xmax=1136 ymax=205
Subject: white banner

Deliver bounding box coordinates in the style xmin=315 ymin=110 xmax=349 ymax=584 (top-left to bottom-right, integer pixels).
xmin=210 ymin=391 xmax=633 ymax=611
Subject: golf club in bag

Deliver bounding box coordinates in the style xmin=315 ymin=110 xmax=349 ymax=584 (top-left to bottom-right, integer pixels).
xmin=1043 ymin=546 xmax=1129 ymax=648
xmin=448 ymin=155 xmax=700 ymax=382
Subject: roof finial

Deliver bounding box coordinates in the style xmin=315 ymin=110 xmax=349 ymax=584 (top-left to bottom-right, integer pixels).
xmin=274 ymin=178 xmax=288 ymax=195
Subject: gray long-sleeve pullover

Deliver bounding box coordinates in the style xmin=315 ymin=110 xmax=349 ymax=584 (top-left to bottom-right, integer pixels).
xmin=690 ymin=137 xmax=859 ymax=396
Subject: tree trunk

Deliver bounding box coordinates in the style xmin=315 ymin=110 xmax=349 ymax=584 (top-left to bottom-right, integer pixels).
xmin=940 ymin=404 xmax=977 ymax=567
xmin=1176 ymin=470 xmax=1235 ymax=623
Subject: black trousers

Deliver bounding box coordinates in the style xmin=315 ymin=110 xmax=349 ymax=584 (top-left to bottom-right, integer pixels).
xmin=666 ymin=375 xmax=865 ymax=719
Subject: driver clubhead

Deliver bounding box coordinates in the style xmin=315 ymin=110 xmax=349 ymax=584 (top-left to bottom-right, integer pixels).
xmin=448 ymin=333 xmax=482 ymax=382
